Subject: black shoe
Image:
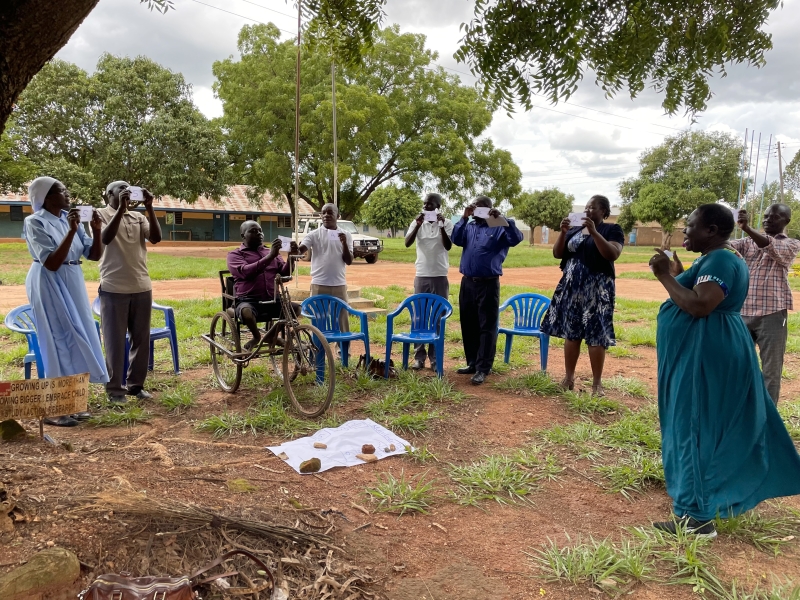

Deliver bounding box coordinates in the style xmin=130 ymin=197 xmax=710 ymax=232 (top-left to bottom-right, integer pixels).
xmin=411 ymin=360 xmax=425 ymax=370
xmin=456 ymin=366 xmax=476 ymax=375
xmin=653 ymin=516 xmax=717 ymax=539
xmin=471 ymin=371 xmax=487 ymax=385
xmin=43 ymin=415 xmax=79 ymax=427
xmin=108 ymin=394 xmax=128 ymax=405
xmin=69 ymin=411 xmax=92 ymax=421
xmin=430 ymin=362 xmax=437 ymax=373
xmin=127 ymin=388 xmax=153 ymax=400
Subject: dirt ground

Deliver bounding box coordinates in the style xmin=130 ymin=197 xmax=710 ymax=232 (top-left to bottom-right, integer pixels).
xmin=7 ymin=257 xmax=791 ymax=314
xmin=3 ymin=342 xmax=800 ymax=599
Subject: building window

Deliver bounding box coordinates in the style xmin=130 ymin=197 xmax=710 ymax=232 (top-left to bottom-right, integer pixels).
xmin=10 ymin=206 xmax=23 ymax=221
xmin=245 ymin=213 xmax=259 ymax=222
xmin=363 ymin=223 xmax=369 ymax=232
xmin=278 ymin=216 xmax=292 ymax=228
xmin=174 ymin=211 xmax=184 ymax=225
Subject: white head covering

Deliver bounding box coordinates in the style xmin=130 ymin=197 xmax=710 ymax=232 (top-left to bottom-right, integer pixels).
xmin=28 ymin=177 xmax=59 ymax=212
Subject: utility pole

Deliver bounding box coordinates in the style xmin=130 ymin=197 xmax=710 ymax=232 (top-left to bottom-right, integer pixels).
xmin=332 ymin=61 xmax=338 ymax=208
xmin=778 ymin=141 xmax=785 ymax=202
xmin=293 ymin=0 xmax=301 ymax=288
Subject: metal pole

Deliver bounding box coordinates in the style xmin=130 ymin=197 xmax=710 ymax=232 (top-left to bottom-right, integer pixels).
xmin=737 ymin=128 xmax=747 ymax=206
xmin=293 ymin=0 xmax=302 ymax=288
xmin=757 ymin=134 xmax=772 ymax=228
xmin=752 ymin=132 xmax=762 ymax=222
xmin=745 ymin=130 xmax=755 ymax=205
xmin=778 ymin=141 xmax=785 ymax=202
xmin=332 ymin=60 xmax=338 ymax=208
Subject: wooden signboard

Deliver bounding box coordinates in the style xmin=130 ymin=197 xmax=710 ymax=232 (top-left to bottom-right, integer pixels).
xmin=0 ymin=373 xmax=89 ymax=423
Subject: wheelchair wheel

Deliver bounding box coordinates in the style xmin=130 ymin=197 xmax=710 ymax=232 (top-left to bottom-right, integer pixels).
xmin=210 ymin=311 xmax=242 ymax=393
xmin=269 ymin=324 xmax=298 ymax=383
xmin=282 ymin=323 xmax=335 ymax=418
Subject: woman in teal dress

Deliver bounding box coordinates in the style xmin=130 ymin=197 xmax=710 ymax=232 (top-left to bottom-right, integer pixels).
xmin=650 ymin=204 xmax=800 ymax=537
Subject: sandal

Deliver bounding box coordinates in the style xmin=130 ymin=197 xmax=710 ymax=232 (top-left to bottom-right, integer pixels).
xmin=559 ymin=377 xmax=575 ymax=391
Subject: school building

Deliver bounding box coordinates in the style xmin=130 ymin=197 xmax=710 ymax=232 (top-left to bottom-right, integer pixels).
xmin=0 ymin=185 xmax=316 ymax=242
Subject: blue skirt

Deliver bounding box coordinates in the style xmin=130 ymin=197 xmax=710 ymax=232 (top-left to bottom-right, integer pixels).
xmin=540 ymin=258 xmax=616 ymax=348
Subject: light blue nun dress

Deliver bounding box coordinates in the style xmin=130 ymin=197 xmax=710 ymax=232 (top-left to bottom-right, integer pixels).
xmin=23 ymin=177 xmax=109 ymax=383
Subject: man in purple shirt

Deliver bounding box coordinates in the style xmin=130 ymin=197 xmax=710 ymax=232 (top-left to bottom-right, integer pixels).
xmin=227 ymin=220 xmax=300 ymax=349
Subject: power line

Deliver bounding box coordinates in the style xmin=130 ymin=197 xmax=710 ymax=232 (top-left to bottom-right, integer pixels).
xmin=186 ymin=0 xmax=296 ymax=35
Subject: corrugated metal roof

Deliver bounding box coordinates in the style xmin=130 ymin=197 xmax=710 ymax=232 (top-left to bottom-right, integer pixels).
xmin=0 ymin=184 xmax=316 ymax=215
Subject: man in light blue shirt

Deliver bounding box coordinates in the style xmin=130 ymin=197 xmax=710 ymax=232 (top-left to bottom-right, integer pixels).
xmin=451 ymin=195 xmax=523 ymax=384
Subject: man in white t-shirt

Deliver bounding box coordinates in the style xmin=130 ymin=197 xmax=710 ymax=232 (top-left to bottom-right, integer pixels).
xmin=404 ymin=192 xmax=454 ymax=371
xmin=298 ymin=203 xmax=354 ymax=331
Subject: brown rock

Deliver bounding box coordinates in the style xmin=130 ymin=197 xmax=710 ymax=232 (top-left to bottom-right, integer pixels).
xmin=361 ymin=444 xmax=375 ymax=454
xmin=299 ymin=458 xmax=321 ymax=473
xmin=0 ymin=547 xmax=80 ymax=600
xmin=313 ymin=442 xmax=327 ymax=449
xmin=356 ymin=453 xmax=378 ymax=463
xmin=0 ymin=419 xmax=26 ymax=441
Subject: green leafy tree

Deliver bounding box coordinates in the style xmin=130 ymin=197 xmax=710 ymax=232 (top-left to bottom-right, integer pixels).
xmin=363 ymin=184 xmax=421 ymax=236
xmin=0 ymin=1 xmax=785 ymax=133
xmin=510 ymin=188 xmax=574 ymax=245
xmin=782 ymin=149 xmax=800 ymax=194
xmin=619 ymin=130 xmax=742 ymax=248
xmin=739 ymin=181 xmax=800 ymax=239
xmin=0 ymin=131 xmax=36 ymax=193
xmin=214 ymin=24 xmax=521 ymax=221
xmin=7 ymin=55 xmax=229 ymax=203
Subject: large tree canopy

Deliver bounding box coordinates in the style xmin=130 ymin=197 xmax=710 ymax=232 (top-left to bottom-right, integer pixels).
xmin=4 ymin=54 xmax=229 ymax=202
xmin=362 ymin=184 xmax=421 ymax=236
xmin=510 ymin=188 xmax=574 ymax=245
xmin=0 ymin=0 xmax=784 ymax=133
xmin=618 ymin=130 xmax=742 ymax=247
xmin=214 ymin=24 xmax=521 ymax=220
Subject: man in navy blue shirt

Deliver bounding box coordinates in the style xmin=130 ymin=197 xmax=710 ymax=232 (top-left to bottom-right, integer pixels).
xmin=452 ymin=195 xmax=523 ymax=384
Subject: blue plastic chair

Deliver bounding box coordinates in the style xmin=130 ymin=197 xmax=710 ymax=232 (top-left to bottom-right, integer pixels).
xmin=92 ymin=297 xmax=181 ymax=384
xmin=384 ymin=293 xmax=452 ymax=378
xmin=4 ymin=305 xmax=45 ymax=379
xmin=4 ymin=304 xmax=101 ymax=379
xmin=498 ymin=293 xmax=551 ymax=370
xmin=300 ymin=295 xmax=370 ymax=368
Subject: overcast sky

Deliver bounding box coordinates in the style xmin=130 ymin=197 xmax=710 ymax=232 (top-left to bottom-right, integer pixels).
xmin=56 ymin=0 xmax=800 ymax=206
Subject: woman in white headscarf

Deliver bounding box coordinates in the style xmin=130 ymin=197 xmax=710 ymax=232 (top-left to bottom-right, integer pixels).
xmin=24 ymin=177 xmax=109 ymax=427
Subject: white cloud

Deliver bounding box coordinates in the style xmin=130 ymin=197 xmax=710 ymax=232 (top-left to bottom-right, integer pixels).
xmin=53 ymin=0 xmax=800 ymax=204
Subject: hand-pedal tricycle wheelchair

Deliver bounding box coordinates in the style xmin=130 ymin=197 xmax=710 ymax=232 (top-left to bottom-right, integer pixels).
xmin=201 ymin=269 xmax=335 ymax=417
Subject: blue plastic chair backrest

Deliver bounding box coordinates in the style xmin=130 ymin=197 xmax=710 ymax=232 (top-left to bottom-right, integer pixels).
xmin=505 ymin=293 xmax=550 ymax=329
xmin=397 ymin=294 xmax=452 ymax=333
xmin=4 ymin=304 xmax=37 ymax=338
xmin=301 ymin=295 xmax=348 ymax=334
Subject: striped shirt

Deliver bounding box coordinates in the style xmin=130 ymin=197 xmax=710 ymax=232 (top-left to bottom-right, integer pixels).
xmin=729 ymin=234 xmax=800 ymax=317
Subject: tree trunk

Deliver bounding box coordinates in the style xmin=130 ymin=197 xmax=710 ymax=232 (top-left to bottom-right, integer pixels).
xmin=661 ymin=230 xmax=673 ymax=250
xmin=0 ymin=0 xmax=100 ymax=135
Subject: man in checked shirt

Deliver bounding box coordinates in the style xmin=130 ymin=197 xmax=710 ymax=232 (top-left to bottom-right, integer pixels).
xmin=731 ymin=205 xmax=800 ymax=404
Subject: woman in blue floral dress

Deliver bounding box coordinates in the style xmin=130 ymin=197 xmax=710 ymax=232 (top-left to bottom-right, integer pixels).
xmin=540 ymin=195 xmax=624 ymax=395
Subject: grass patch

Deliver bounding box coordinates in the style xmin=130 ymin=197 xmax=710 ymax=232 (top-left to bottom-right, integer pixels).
xmin=363 ymin=371 xmax=463 ymax=434
xmin=594 ymin=451 xmax=665 ymax=499
xmin=714 ymin=507 xmax=800 ymax=555
xmin=604 ymin=375 xmax=652 ymax=399
xmin=448 ymin=449 xmax=560 ymax=507
xmin=493 ymin=370 xmax=561 ymax=396
xmin=158 ymin=383 xmax=196 ymax=413
xmin=89 ymin=405 xmax=151 ymax=427
xmin=365 ymin=470 xmax=434 ymax=515
xmin=779 ymin=399 xmax=800 ymax=440
xmin=405 ymin=444 xmax=439 ymax=463
xmin=607 ymin=345 xmax=641 ymax=359
xmin=617 ymin=270 xmax=657 ymax=280
xmin=563 ymin=390 xmax=625 ymax=415
xmin=619 ymin=324 xmax=657 ymax=347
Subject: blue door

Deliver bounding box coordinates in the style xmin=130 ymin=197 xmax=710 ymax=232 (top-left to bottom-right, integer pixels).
xmin=213 ymin=213 xmax=227 ymax=241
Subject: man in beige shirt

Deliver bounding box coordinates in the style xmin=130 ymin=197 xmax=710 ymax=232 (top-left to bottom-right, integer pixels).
xmin=98 ymin=181 xmax=162 ymax=402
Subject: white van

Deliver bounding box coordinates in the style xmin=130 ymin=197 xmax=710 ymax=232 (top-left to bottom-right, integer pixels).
xmin=296 ymin=217 xmax=383 ymax=263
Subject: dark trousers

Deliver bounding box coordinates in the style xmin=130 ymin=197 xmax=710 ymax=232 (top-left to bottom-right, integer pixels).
xmin=99 ymin=289 xmax=152 ymax=396
xmin=414 ymin=276 xmax=450 ymax=365
xmin=459 ymin=276 xmax=500 ymax=373
xmin=743 ymin=309 xmax=788 ymax=405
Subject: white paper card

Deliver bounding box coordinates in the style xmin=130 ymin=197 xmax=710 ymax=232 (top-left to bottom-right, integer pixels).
xmin=423 ymin=210 xmax=439 ymax=222
xmin=267 ymin=419 xmax=412 ymax=474
xmin=473 ymin=206 xmax=491 ymax=219
xmin=327 ymin=228 xmax=342 ymax=241
xmin=278 ymin=235 xmax=294 ymax=251
xmin=568 ymin=213 xmax=585 ymax=227
xmin=76 ymin=206 xmax=94 ymax=223
xmin=128 ymin=186 xmax=144 ymax=201
xmin=663 ymin=250 xmax=674 ymax=259
xmin=731 ymin=208 xmax=740 ymax=222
